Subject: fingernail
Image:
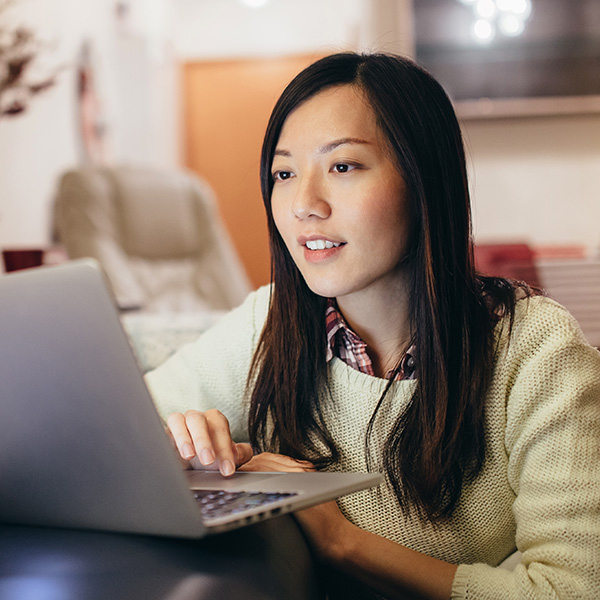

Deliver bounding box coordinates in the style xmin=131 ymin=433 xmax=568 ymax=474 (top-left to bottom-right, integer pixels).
xmin=220 ymin=460 xmax=235 ymax=476
xmin=200 ymin=448 xmax=215 ymax=465
xmin=182 ymin=443 xmax=195 ymax=459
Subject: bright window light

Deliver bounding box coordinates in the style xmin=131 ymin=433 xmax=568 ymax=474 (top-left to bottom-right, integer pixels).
xmin=460 ymin=0 xmax=532 ymax=41
xmin=496 ymin=0 xmax=532 ymax=18
xmin=509 ymin=0 xmax=529 ymax=15
xmin=496 ymin=0 xmax=517 ymax=11
xmin=473 ymin=18 xmax=495 ymax=43
xmin=498 ymin=14 xmax=525 ymax=36
xmin=476 ymin=0 xmax=497 ymax=19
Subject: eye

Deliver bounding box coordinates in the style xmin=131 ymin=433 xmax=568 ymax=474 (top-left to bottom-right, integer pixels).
xmin=272 ymin=170 xmax=294 ymax=182
xmin=332 ymin=163 xmax=356 ymax=174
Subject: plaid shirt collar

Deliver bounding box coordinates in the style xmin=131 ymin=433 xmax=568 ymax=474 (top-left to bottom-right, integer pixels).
xmin=325 ymin=299 xmax=416 ymax=381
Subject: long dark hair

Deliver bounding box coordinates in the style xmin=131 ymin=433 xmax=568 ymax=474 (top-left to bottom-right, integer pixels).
xmin=248 ymin=52 xmax=522 ymax=519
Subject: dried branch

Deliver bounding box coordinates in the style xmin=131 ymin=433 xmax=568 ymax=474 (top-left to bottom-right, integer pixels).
xmin=0 ymin=0 xmax=59 ymax=118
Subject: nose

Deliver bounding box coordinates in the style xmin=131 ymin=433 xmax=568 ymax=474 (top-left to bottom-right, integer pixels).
xmin=291 ymin=172 xmax=331 ymax=220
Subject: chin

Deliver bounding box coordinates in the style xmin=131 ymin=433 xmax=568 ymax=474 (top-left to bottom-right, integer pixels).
xmin=302 ymin=277 xmax=350 ymax=300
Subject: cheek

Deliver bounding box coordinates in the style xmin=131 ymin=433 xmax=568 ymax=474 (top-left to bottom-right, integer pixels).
xmin=359 ymin=188 xmax=404 ymax=231
xmin=366 ymin=189 xmax=410 ymax=256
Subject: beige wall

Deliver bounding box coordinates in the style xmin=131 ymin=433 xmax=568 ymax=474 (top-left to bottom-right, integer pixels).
xmin=464 ymin=114 xmax=600 ymax=252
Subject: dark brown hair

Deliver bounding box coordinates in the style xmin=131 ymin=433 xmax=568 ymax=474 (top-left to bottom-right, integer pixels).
xmin=248 ymin=52 xmax=523 ymax=519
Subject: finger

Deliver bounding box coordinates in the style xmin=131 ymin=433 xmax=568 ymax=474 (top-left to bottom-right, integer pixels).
xmin=166 ymin=412 xmax=196 ymax=460
xmin=232 ymin=442 xmax=254 ymax=467
xmin=264 ymin=453 xmax=316 ymax=470
xmin=240 ymin=458 xmax=308 ymax=472
xmin=163 ymin=425 xmax=193 ymax=469
xmin=239 ymin=452 xmax=316 ymax=473
xmin=183 ymin=410 xmax=218 ymax=467
xmin=203 ymin=409 xmax=237 ymax=476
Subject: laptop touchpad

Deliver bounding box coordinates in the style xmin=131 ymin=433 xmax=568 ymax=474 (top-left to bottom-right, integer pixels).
xmin=185 ymin=470 xmax=287 ymax=490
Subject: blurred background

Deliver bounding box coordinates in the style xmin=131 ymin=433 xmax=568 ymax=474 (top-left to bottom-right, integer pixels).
xmin=1 ymin=0 xmax=599 ymax=291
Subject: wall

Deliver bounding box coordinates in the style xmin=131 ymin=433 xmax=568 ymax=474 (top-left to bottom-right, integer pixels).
xmin=0 ymin=0 xmax=179 ymax=254
xmin=171 ymin=0 xmax=414 ymax=60
xmin=463 ymin=114 xmax=600 ymax=251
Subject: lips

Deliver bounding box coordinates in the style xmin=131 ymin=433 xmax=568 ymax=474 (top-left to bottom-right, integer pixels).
xmin=297 ymin=235 xmax=346 ymax=251
xmin=306 ymin=239 xmax=343 ymax=250
xmin=298 ymin=235 xmax=346 ymax=264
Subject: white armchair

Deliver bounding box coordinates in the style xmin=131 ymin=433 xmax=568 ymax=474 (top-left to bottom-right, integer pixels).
xmin=53 ymin=165 xmax=252 ymax=313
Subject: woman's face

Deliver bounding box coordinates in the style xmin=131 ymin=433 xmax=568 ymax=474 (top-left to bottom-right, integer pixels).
xmin=270 ymin=84 xmax=411 ymax=305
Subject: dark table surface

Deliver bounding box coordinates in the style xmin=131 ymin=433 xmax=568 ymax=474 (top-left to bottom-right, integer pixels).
xmin=0 ymin=515 xmax=323 ymax=600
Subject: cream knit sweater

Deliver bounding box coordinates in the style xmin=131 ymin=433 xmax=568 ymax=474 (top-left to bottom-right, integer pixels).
xmin=145 ymin=285 xmax=600 ymax=599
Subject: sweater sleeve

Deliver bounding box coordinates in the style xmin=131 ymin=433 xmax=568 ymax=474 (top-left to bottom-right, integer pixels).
xmin=143 ymin=286 xmax=269 ymax=442
xmin=452 ymin=298 xmax=600 ymax=599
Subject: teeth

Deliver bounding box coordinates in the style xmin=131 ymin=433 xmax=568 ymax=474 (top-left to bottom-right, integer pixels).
xmin=306 ymin=239 xmax=342 ymax=251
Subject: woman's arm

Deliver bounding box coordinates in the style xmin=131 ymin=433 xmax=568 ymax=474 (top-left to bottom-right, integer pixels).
xmin=242 ymin=452 xmax=456 ymax=600
xmin=448 ymin=298 xmax=600 ymax=598
xmin=144 ymin=286 xmax=271 ymax=441
xmin=295 ymin=501 xmax=457 ymax=600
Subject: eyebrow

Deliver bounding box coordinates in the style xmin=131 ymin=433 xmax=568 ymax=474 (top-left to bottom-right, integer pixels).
xmin=273 ymin=137 xmax=371 ymax=158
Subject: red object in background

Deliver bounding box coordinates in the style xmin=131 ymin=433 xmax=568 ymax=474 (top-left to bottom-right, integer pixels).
xmin=474 ymin=243 xmax=541 ymax=288
xmin=2 ymin=249 xmax=44 ymax=272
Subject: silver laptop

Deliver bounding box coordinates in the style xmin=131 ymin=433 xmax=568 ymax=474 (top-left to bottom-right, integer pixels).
xmin=0 ymin=260 xmax=381 ymax=538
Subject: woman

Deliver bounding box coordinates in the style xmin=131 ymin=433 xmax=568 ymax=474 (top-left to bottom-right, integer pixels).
xmin=146 ymin=53 xmax=600 ymax=599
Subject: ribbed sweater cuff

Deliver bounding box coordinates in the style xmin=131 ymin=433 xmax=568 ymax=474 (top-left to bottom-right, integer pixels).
xmin=450 ymin=564 xmax=471 ymax=599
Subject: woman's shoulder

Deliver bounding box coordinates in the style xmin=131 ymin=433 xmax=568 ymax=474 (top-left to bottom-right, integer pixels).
xmin=496 ymin=293 xmax=600 ymax=382
xmin=144 ymin=285 xmax=273 ymax=417
xmin=239 ymin=283 xmax=272 ymax=334
xmin=236 ymin=283 xmax=272 ymax=311
xmin=246 ymin=283 xmax=273 ymax=316
xmin=511 ymin=294 xmax=588 ymax=341
xmin=495 ymin=293 xmax=588 ymax=345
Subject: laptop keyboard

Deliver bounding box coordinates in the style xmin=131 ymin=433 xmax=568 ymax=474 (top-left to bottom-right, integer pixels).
xmin=193 ymin=489 xmax=298 ymax=520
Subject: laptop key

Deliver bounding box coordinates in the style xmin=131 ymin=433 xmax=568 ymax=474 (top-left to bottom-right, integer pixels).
xmin=193 ymin=489 xmax=298 ymax=519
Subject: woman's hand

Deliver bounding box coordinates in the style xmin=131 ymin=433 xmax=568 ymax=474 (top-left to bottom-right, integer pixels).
xmin=240 ymin=453 xmax=349 ymax=564
xmin=238 ymin=451 xmax=316 ymax=473
xmin=241 ymin=452 xmax=457 ymax=599
xmin=235 ymin=449 xmax=457 ymax=598
xmin=166 ymin=409 xmax=253 ymax=476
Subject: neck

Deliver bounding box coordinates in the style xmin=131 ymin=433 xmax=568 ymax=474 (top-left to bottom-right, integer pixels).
xmin=336 ymin=277 xmax=411 ymax=378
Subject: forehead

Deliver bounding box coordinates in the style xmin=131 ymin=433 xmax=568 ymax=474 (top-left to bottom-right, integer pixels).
xmin=276 ymin=84 xmax=380 ymax=148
